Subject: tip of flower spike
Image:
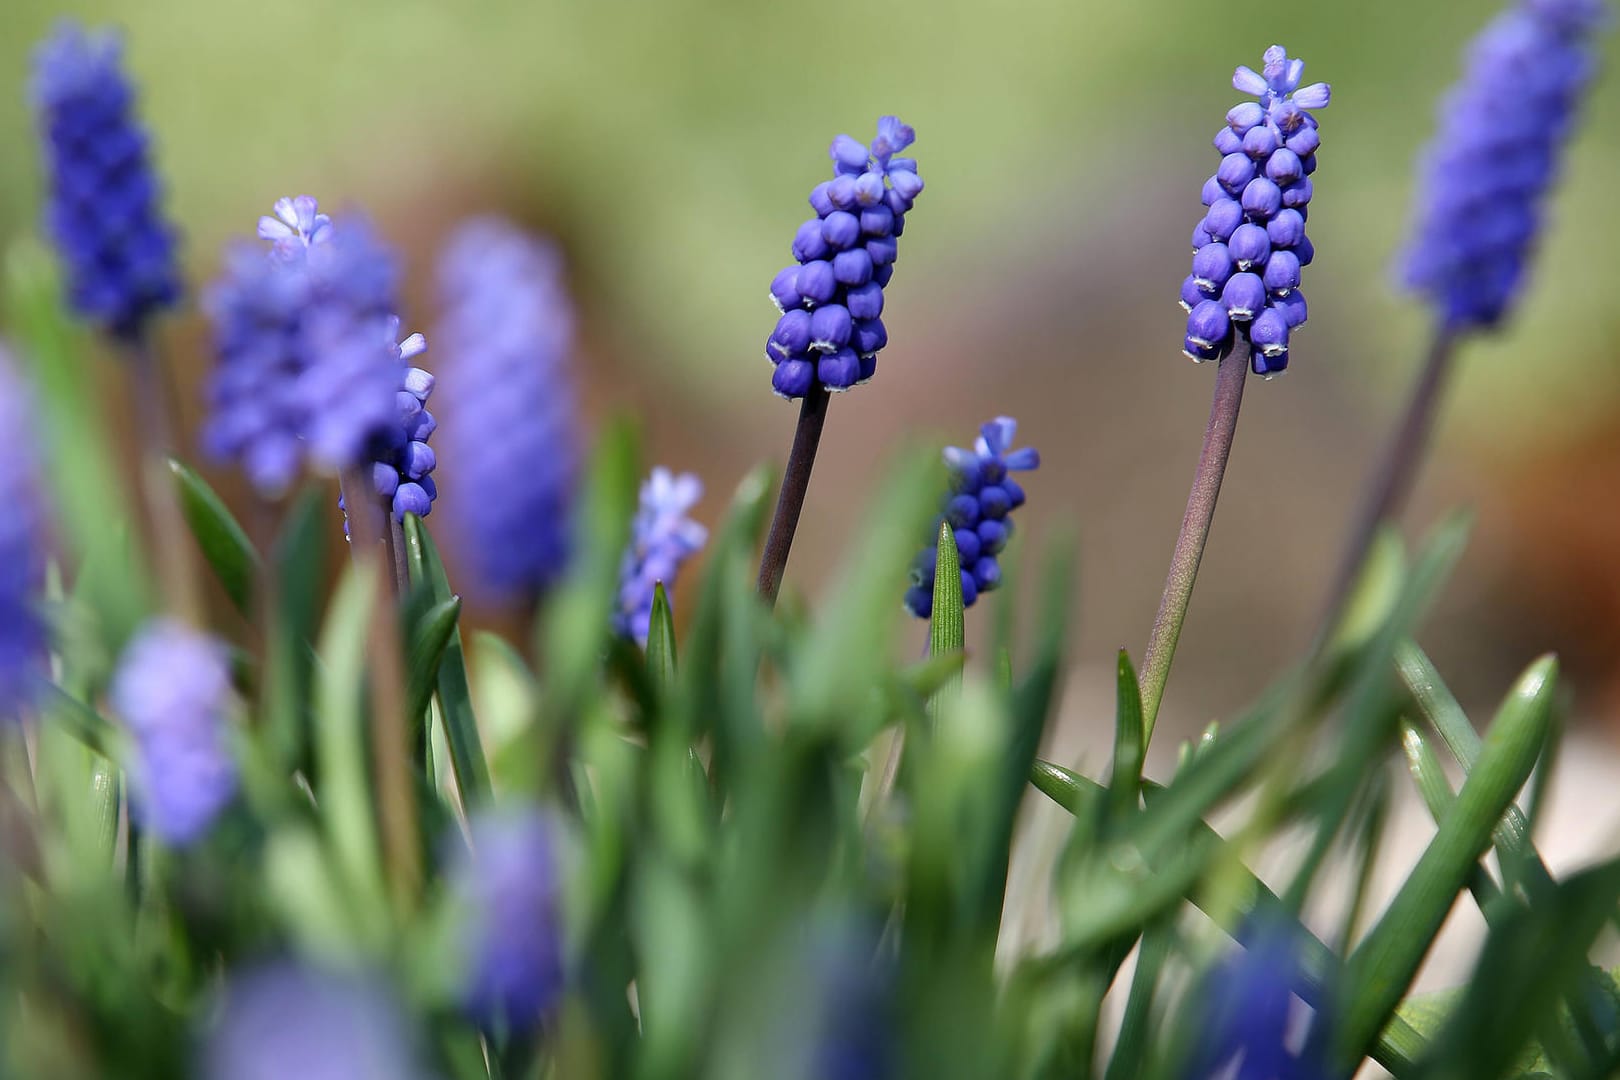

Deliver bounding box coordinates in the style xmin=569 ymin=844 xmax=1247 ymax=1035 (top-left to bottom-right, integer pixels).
xmin=29 ymin=20 xmax=122 ymax=109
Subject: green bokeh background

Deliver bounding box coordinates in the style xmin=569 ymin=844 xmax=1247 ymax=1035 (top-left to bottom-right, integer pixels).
xmin=2 ymin=0 xmax=1615 ymax=440
xmin=2 ymin=0 xmax=1617 ymax=728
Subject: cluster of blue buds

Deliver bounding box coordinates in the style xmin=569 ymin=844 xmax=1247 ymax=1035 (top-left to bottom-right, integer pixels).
xmin=109 ymin=618 xmax=237 ymax=847
xmin=205 ymin=197 xmax=434 ymax=519
xmin=1181 ymin=46 xmax=1329 ymax=378
xmin=614 ymin=468 xmax=708 ymax=646
xmin=904 ymin=418 xmax=1039 ymax=619
xmin=30 ymin=21 xmax=181 ymax=341
xmin=435 ymin=218 xmax=580 ymax=603
xmin=1399 ymin=0 xmax=1607 ymax=330
xmin=766 ymin=117 xmax=924 ymax=398
xmin=449 ymin=807 xmax=566 ymax=1030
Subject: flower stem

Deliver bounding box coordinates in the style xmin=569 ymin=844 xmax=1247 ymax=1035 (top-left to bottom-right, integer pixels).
xmin=339 ymin=468 xmax=420 ymax=911
xmin=125 ymin=335 xmax=203 ymax=624
xmin=757 ymin=384 xmax=831 ymax=607
xmin=1139 ymin=342 xmax=1250 ymax=745
xmin=1318 ymin=328 xmax=1458 ymax=633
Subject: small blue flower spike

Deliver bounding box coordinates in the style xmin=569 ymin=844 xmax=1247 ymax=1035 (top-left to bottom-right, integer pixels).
xmin=110 ymin=618 xmax=237 ymax=847
xmin=905 ymin=417 xmax=1039 ymax=619
xmin=30 ymin=21 xmax=180 ymax=341
xmin=765 ymin=117 xmax=923 ymax=399
xmin=1181 ymin=46 xmax=1330 ymax=378
xmin=1399 ymin=0 xmax=1607 ymax=330
xmin=614 ymin=468 xmax=708 ymax=645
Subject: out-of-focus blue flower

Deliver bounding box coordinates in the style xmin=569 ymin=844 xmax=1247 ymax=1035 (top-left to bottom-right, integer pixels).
xmin=904 ymin=417 xmax=1039 ymax=619
xmin=1399 ymin=0 xmax=1607 ymax=330
xmin=614 ymin=468 xmax=707 ymax=645
xmin=806 ymin=917 xmax=896 ymax=1080
xmin=0 ymin=346 xmax=48 ymax=719
xmin=200 ymin=962 xmax=434 ymax=1080
xmin=765 ymin=116 xmax=923 ymax=399
xmin=1181 ymin=46 xmax=1329 ymax=378
xmin=204 ymin=197 xmax=425 ymax=505
xmin=109 ymin=618 xmax=236 ymax=846
xmin=449 ymin=806 xmax=566 ymax=1029
xmin=435 ymin=217 xmax=579 ymax=602
xmin=1180 ymin=919 xmax=1328 ymax=1080
xmin=29 ymin=21 xmax=180 ymax=341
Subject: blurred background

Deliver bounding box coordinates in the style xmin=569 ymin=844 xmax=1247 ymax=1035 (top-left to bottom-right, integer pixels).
xmin=4 ymin=0 xmax=1620 ymax=1001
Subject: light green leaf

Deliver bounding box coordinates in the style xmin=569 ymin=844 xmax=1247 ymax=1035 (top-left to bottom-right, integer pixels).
xmin=168 ymin=457 xmax=260 ymax=617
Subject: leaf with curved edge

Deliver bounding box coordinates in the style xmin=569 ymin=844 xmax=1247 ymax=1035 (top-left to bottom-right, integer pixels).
xmin=402 ymin=514 xmax=489 ymax=806
xmin=645 ymin=582 xmax=677 ymax=700
xmin=168 ymin=457 xmax=260 ymax=616
xmin=405 ymin=597 xmax=462 ymax=740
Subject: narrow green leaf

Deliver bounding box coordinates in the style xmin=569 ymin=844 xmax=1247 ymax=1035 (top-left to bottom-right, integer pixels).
xmin=168 ymin=457 xmax=260 ymax=616
xmin=928 ymin=521 xmax=964 ymax=671
xmin=1104 ymin=921 xmax=1174 ymax=1080
xmin=1399 ymin=720 xmax=1502 ymax=910
xmin=1421 ymin=857 xmax=1620 ymax=1080
xmin=402 ymin=514 xmax=490 ymax=806
xmin=1332 ymin=655 xmax=1559 ymax=1069
xmin=895 ymin=650 xmax=967 ymax=703
xmin=405 ymin=597 xmax=463 ymax=736
xmin=645 ymin=582 xmax=677 ymax=699
xmin=1031 ymin=758 xmax=1087 ymax=815
xmin=1395 ymin=640 xmax=1549 ymax=894
xmin=313 ymin=562 xmax=388 ymax=925
xmin=1108 ymin=649 xmax=1145 ymax=825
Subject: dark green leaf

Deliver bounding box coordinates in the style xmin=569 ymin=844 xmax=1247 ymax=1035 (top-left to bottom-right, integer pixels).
xmin=1109 ymin=649 xmax=1145 ymax=825
xmin=405 ymin=597 xmax=463 ymax=738
xmin=168 ymin=457 xmax=260 ymax=616
xmin=645 ymin=582 xmax=677 ymax=700
xmin=928 ymin=522 xmax=964 ymax=704
xmin=402 ymin=514 xmax=490 ymax=807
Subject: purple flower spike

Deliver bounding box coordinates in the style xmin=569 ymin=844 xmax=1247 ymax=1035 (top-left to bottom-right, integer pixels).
xmin=436 ymin=218 xmax=580 ymax=603
xmin=204 ymin=198 xmax=421 ymax=510
xmin=110 ymin=618 xmax=237 ymax=847
xmin=905 ymin=417 xmax=1038 ymax=618
xmin=1399 ymin=0 xmax=1607 ymax=329
xmin=30 ymin=21 xmax=180 ymax=340
xmin=0 ymin=347 xmax=48 ymax=718
xmin=201 ymin=962 xmax=434 ymax=1080
xmin=450 ymin=807 xmax=566 ymax=1030
xmin=614 ymin=468 xmax=708 ymax=645
xmin=1181 ymin=46 xmax=1328 ymax=372
xmin=763 ymin=117 xmax=923 ymax=398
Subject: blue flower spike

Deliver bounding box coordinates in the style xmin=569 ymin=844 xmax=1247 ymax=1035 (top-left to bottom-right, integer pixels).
xmin=1181 ymin=46 xmax=1329 ymax=378
xmin=904 ymin=417 xmax=1039 ymax=619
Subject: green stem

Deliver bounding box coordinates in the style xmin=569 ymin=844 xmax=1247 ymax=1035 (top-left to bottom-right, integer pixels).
xmin=1139 ymin=342 xmax=1250 ymax=744
xmin=1319 ymin=327 xmax=1457 ymax=635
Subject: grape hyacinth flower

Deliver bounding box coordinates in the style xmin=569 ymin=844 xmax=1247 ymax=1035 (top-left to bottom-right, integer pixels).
xmin=29 ymin=21 xmax=180 ymax=341
xmin=1399 ymin=0 xmax=1607 ymax=330
xmin=449 ymin=807 xmax=566 ymax=1030
xmin=1181 ymin=921 xmax=1329 ymax=1080
xmin=1181 ymin=46 xmax=1330 ymax=378
xmin=201 ymin=962 xmax=433 ymax=1080
xmin=204 ymin=197 xmax=427 ymax=508
xmin=765 ymin=116 xmax=923 ymax=399
xmin=109 ymin=618 xmax=237 ymax=846
xmin=436 ymin=218 xmax=579 ymax=602
xmin=0 ymin=347 xmax=48 ymax=718
xmin=904 ymin=417 xmax=1038 ymax=619
xmin=614 ymin=468 xmax=707 ymax=645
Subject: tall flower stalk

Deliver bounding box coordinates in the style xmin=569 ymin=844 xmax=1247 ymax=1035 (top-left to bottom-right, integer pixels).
xmin=757 ymin=117 xmax=923 ymax=605
xmin=1141 ymin=47 xmax=1330 ymax=741
xmin=1322 ymin=0 xmax=1607 ymax=627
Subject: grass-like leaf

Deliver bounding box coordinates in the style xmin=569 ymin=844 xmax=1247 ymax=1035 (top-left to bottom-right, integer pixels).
xmin=168 ymin=457 xmax=260 ymax=617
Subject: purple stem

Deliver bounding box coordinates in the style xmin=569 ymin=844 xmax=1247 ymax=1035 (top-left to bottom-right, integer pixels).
xmin=757 ymin=384 xmax=831 ymax=607
xmin=1318 ymin=328 xmax=1458 ymax=634
xmin=1139 ymin=342 xmax=1251 ymax=743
